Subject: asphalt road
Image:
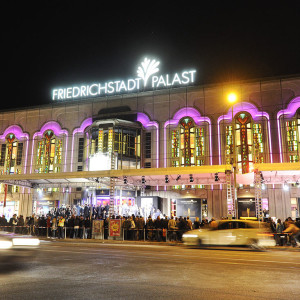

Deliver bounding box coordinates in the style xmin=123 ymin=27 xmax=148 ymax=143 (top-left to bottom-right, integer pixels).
xmin=0 ymin=241 xmax=299 ymax=300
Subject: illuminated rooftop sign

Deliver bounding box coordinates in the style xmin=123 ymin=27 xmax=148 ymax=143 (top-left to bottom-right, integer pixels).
xmin=52 ymin=57 xmax=196 ymax=100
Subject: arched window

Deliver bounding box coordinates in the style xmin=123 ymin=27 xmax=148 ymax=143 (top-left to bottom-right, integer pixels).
xmin=171 ymin=117 xmax=206 ymax=167
xmin=36 ymin=130 xmax=62 ymax=173
xmin=0 ymin=133 xmax=23 ymax=175
xmin=283 ymin=108 xmax=300 ymax=162
xmin=224 ymin=112 xmax=265 ymax=174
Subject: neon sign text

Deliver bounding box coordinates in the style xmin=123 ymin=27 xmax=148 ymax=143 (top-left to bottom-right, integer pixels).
xmin=52 ymin=58 xmax=196 ymax=100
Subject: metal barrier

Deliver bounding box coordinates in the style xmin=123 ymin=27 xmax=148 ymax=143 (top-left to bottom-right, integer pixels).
xmin=121 ymin=228 xmax=185 ymax=242
xmin=1 ymin=226 xmax=288 ymax=245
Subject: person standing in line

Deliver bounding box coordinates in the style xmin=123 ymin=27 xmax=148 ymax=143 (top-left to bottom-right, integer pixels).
xmin=51 ymin=217 xmax=57 ymax=238
xmin=193 ymin=217 xmax=201 ymax=229
xmin=186 ymin=216 xmax=193 ymax=230
xmin=275 ymin=219 xmax=285 ymax=246
xmin=58 ymin=216 xmax=65 ymax=239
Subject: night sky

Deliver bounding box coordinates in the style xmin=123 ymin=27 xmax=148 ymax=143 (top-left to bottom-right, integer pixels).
xmin=5 ymin=1 xmax=300 ymax=110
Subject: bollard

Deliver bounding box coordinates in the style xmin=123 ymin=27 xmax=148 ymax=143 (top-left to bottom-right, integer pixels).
xmin=64 ymin=227 xmax=66 ymax=239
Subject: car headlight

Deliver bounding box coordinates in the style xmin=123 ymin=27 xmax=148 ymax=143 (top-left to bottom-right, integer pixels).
xmin=182 ymin=234 xmax=198 ymax=238
xmin=12 ymin=238 xmax=40 ymax=246
xmin=0 ymin=240 xmax=13 ymax=249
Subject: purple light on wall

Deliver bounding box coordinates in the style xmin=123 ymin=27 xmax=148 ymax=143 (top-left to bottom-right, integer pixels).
xmin=71 ymin=118 xmax=92 ymax=172
xmin=30 ymin=121 xmax=69 ymax=173
xmin=163 ymin=107 xmax=212 ymax=168
xmin=137 ymin=112 xmax=159 ymax=168
xmin=0 ymin=125 xmax=30 ymax=174
xmin=86 ymin=132 xmax=89 ymax=170
xmin=276 ymin=96 xmax=300 ymax=163
xmin=217 ymin=102 xmax=273 ymax=165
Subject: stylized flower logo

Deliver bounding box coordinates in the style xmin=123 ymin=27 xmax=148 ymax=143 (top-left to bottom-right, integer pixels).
xmin=137 ymin=57 xmax=160 ymax=87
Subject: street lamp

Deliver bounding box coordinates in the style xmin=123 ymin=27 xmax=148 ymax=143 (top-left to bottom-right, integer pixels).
xmin=227 ymin=92 xmax=238 ymax=219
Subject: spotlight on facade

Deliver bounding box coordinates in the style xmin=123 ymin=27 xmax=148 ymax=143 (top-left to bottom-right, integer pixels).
xmin=123 ymin=176 xmax=128 ymax=184
xmin=141 ymin=176 xmax=146 ymax=185
xmin=214 ymin=173 xmax=219 ymax=181
xmin=95 ymin=177 xmax=100 ymax=183
xmin=189 ymin=174 xmax=194 ymax=183
xmin=296 ymin=180 xmax=300 ymax=188
xmin=176 ymin=175 xmax=181 ymax=181
xmin=165 ymin=175 xmax=169 ymax=183
xmin=227 ymin=92 xmax=237 ymax=103
xmin=283 ymin=182 xmax=289 ymax=191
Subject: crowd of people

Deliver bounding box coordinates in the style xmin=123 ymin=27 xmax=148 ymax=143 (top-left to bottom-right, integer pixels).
xmin=1 ymin=207 xmax=300 ymax=246
xmin=266 ymin=217 xmax=300 ymax=247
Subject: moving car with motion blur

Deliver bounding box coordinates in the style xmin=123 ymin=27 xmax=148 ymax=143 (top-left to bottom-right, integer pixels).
xmin=182 ymin=219 xmax=276 ymax=249
xmin=0 ymin=231 xmax=40 ymax=263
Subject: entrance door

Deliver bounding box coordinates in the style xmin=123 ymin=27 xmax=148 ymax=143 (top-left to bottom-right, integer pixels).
xmin=237 ymin=198 xmax=256 ymax=219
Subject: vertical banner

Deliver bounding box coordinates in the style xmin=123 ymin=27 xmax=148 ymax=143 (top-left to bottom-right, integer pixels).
xmin=109 ymin=219 xmax=121 ymax=237
xmin=4 ymin=184 xmax=8 ymax=208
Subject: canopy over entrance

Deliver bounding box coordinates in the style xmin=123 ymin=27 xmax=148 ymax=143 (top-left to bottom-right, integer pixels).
xmin=1 ymin=163 xmax=300 ymax=189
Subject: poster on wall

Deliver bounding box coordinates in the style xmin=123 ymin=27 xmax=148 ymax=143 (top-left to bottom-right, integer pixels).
xmin=176 ymin=199 xmax=201 ymax=221
xmin=109 ymin=219 xmax=122 ymax=237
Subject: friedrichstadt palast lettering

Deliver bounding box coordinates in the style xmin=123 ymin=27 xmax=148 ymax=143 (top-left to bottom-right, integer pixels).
xmin=52 ymin=57 xmax=196 ymax=100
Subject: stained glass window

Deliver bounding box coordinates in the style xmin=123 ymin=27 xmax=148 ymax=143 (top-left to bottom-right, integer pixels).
xmin=225 ymin=126 xmax=233 ymax=165
xmin=253 ymin=123 xmax=264 ymax=163
xmin=98 ymin=129 xmax=103 ymax=152
xmin=286 ymin=121 xmax=297 ymax=152
xmin=171 ymin=130 xmax=179 ymax=158
xmin=170 ymin=117 xmax=206 ymax=168
xmin=36 ymin=130 xmax=62 ymax=173
xmin=284 ymin=120 xmax=299 ymax=163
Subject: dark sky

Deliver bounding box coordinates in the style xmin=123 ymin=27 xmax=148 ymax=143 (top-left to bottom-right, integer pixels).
xmin=5 ymin=1 xmax=300 ymax=110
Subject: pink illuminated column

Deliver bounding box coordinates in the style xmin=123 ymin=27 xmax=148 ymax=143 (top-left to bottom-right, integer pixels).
xmin=137 ymin=112 xmax=159 ymax=168
xmin=71 ymin=118 xmax=92 ymax=172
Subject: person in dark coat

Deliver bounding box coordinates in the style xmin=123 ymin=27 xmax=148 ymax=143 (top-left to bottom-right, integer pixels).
xmin=193 ymin=217 xmax=201 ymax=229
xmin=146 ymin=216 xmax=155 ymax=240
xmin=74 ymin=216 xmax=80 ymax=238
xmin=154 ymin=216 xmax=162 ymax=242
xmin=68 ymin=215 xmax=75 ymax=238
xmin=84 ymin=204 xmax=89 ymax=218
xmin=84 ymin=217 xmax=91 ymax=239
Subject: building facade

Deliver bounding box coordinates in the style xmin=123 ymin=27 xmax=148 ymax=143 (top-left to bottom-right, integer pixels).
xmin=1 ymin=75 xmax=300 ymax=221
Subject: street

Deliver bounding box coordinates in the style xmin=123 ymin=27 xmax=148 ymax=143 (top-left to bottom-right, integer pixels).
xmin=0 ymin=241 xmax=299 ymax=300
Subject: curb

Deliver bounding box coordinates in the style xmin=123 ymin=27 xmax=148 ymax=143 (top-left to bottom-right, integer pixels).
xmin=40 ymin=238 xmax=183 ymax=246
